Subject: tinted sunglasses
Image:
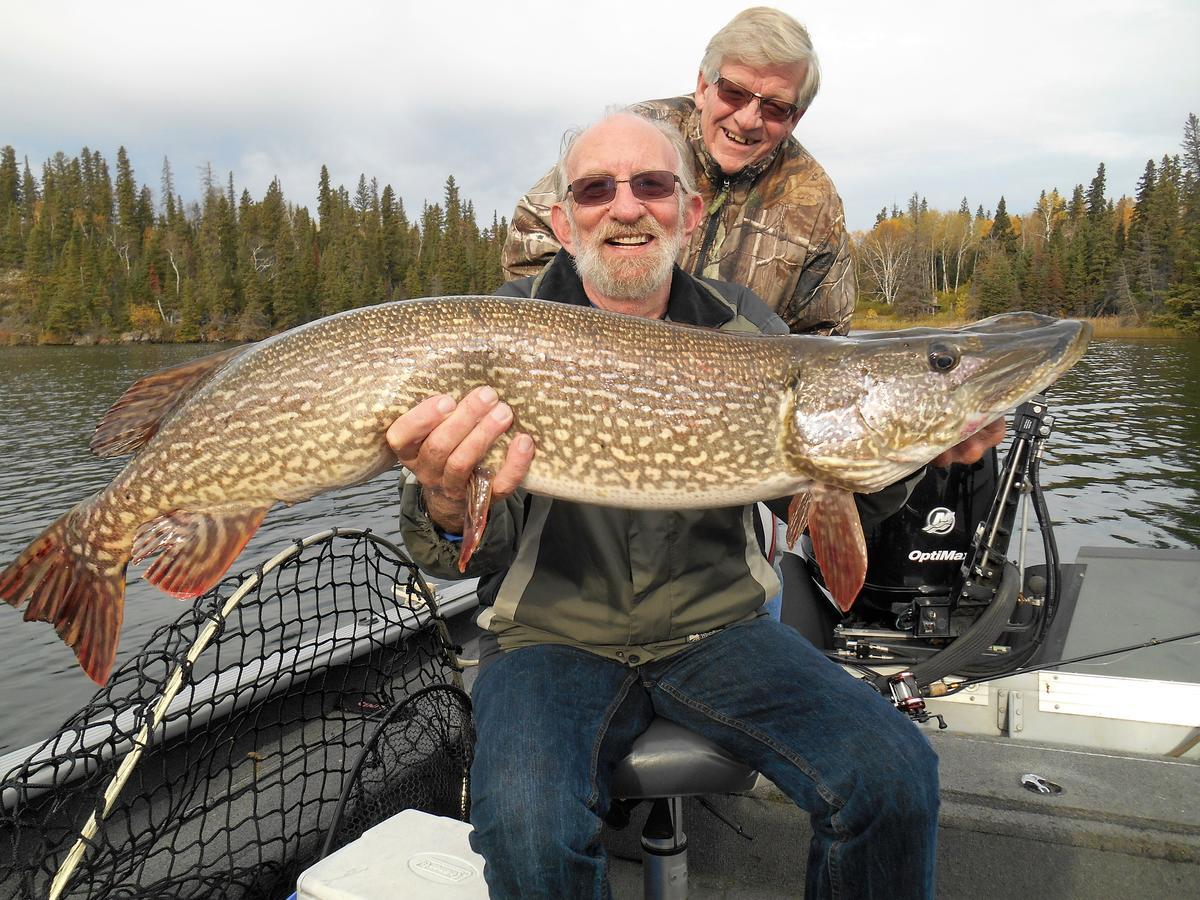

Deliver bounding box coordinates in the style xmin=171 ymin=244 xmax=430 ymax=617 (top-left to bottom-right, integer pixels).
xmin=714 ymin=75 xmax=799 ymax=123
xmin=567 ymin=170 xmax=681 ymax=206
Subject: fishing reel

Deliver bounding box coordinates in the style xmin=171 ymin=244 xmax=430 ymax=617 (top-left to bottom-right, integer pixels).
xmin=882 ymin=671 xmax=947 ymax=729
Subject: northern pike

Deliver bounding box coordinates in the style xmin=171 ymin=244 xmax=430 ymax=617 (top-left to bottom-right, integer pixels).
xmin=0 ymin=297 xmax=1090 ymax=684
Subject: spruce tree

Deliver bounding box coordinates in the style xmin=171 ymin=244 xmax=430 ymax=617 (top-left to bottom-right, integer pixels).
xmin=0 ymin=146 xmax=18 ymax=221
xmin=1181 ymin=112 xmax=1200 ymax=181
xmin=1085 ymin=163 xmax=1107 ymax=222
xmin=973 ymin=250 xmax=1020 ymax=316
xmin=989 ymin=197 xmax=1016 ymax=252
xmin=115 ymin=147 xmax=139 ymax=251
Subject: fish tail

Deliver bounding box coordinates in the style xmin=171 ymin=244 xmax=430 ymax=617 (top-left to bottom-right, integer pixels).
xmin=0 ymin=506 xmax=127 ymax=685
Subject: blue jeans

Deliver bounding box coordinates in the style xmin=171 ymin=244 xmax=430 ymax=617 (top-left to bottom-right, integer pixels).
xmin=468 ymin=617 xmax=939 ymax=899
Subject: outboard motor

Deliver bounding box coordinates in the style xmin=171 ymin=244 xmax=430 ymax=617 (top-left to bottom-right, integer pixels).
xmin=785 ymin=453 xmax=997 ymax=642
xmin=854 ymin=454 xmax=998 ymax=626
xmin=786 ymin=397 xmax=1063 ymax=687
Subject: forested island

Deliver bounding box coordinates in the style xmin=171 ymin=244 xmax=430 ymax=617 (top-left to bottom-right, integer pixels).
xmin=1 ymin=113 xmax=1196 ymax=343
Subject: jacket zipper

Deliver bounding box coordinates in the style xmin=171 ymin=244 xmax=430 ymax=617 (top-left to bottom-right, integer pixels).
xmin=693 ymin=178 xmax=730 ymax=277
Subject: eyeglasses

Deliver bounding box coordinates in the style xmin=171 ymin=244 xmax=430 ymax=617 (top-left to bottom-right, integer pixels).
xmin=566 ymin=170 xmax=682 ymax=206
xmin=713 ymin=75 xmax=799 ymax=123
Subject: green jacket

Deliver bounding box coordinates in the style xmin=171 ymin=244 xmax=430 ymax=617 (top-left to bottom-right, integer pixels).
xmin=501 ymin=95 xmax=856 ymax=336
xmin=399 ymin=253 xmax=792 ymax=665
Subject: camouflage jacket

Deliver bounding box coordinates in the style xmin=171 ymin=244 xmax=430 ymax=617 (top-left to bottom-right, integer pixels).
xmin=501 ymin=95 xmax=856 ymax=335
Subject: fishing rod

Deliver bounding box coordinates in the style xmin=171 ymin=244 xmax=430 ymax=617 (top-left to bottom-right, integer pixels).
xmin=866 ymin=626 xmax=1200 ymax=731
xmin=924 ymin=628 xmax=1200 ymax=697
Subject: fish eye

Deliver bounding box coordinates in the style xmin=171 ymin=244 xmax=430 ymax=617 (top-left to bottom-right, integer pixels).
xmin=928 ymin=342 xmax=960 ymax=372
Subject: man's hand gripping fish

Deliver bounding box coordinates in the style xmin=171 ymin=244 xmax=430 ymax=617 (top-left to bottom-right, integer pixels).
xmin=0 ymin=297 xmax=1090 ymax=684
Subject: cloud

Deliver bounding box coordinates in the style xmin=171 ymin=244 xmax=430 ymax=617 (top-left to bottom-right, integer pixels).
xmin=4 ymin=1 xmax=1198 ymax=232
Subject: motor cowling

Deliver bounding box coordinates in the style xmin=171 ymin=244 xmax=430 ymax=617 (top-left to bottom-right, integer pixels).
xmin=852 ymin=451 xmax=998 ymax=623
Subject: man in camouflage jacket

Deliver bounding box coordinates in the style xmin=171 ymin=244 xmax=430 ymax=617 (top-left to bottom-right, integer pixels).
xmin=502 ymin=8 xmax=855 ymax=336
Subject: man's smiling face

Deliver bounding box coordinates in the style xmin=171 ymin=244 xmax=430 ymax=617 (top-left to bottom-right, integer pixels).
xmin=551 ymin=115 xmax=701 ymax=304
xmin=695 ymin=60 xmax=806 ymax=175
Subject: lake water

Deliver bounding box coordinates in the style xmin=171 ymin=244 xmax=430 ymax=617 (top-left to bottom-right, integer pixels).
xmin=0 ymin=337 xmax=1197 ymax=754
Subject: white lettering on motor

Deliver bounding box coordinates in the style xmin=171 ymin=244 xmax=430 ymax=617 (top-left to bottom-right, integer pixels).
xmin=907 ymin=549 xmax=967 ymax=563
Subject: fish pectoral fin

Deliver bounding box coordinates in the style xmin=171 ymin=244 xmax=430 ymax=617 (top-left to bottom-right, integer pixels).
xmin=785 ymin=492 xmax=811 ymax=548
xmin=807 ymin=486 xmax=867 ymax=614
xmin=0 ymin=507 xmax=127 ymax=685
xmin=133 ymin=504 xmax=271 ymax=599
xmin=91 ymin=344 xmax=254 ymax=458
xmin=458 ymin=467 xmax=494 ymax=574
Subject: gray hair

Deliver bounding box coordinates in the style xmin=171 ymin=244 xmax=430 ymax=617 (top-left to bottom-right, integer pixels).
xmin=700 ymin=7 xmax=821 ymax=114
xmin=553 ymin=110 xmax=698 ymax=202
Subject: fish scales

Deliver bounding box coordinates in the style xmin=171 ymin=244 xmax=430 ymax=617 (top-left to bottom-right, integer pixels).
xmin=84 ymin=297 xmax=798 ymax=547
xmin=0 ymin=296 xmax=1091 ymax=683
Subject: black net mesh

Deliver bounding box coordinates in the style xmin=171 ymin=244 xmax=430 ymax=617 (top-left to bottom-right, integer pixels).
xmin=0 ymin=528 xmax=469 ymax=900
xmin=320 ymin=683 xmax=474 ymax=859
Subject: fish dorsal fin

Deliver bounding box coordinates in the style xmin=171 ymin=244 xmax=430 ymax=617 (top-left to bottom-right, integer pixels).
xmin=90 ymin=344 xmax=253 ymax=458
xmin=132 ymin=503 xmax=271 ymax=599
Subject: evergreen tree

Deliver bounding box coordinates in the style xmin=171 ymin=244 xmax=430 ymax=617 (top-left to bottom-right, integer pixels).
xmin=1085 ymin=163 xmax=1107 ymax=222
xmin=19 ymin=158 xmax=38 ymax=222
xmin=114 ymin=146 xmax=140 ymax=251
xmin=0 ymin=146 xmax=18 ymax=221
xmin=1128 ymin=159 xmax=1160 ymax=301
xmin=160 ymin=156 xmax=176 ymax=222
xmin=317 ymin=165 xmax=333 ymax=228
xmin=438 ymin=176 xmax=471 ymax=294
xmin=989 ymin=196 xmax=1016 ymax=252
xmin=1165 ymin=114 xmax=1200 ymax=330
xmin=1181 ymin=112 xmax=1200 ymax=181
xmin=973 ymin=249 xmax=1020 ymax=316
xmin=88 ymin=150 xmax=113 ymax=226
xmin=1066 ymin=185 xmax=1086 ymax=226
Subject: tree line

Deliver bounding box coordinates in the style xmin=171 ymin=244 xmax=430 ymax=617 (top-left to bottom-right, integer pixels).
xmin=2 ymin=114 xmax=1198 ymax=343
xmin=853 ymin=113 xmax=1200 ymax=333
xmin=0 ymin=148 xmax=506 ymax=343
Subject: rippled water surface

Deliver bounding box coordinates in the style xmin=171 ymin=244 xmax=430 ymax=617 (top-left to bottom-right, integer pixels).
xmin=1036 ymin=339 xmax=1200 ymax=559
xmin=0 ymin=338 xmax=1197 ymax=753
xmin=0 ymin=345 xmax=403 ymax=754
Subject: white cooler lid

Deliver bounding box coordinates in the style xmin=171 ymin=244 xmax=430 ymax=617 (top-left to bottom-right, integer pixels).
xmin=297 ymin=809 xmax=489 ymax=899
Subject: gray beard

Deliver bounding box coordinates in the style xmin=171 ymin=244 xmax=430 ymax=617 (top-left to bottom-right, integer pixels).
xmin=569 ymin=211 xmax=686 ymax=301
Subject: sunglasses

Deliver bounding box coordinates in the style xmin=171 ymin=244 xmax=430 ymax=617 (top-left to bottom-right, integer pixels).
xmin=566 ymin=170 xmax=682 ymax=206
xmin=713 ymin=75 xmax=799 ymax=123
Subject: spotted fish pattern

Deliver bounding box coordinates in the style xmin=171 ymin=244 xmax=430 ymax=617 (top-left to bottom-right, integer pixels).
xmin=0 ymin=297 xmax=1090 ymax=683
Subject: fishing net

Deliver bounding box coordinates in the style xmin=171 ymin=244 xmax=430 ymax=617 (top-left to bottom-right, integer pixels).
xmin=319 ymin=683 xmax=474 ymax=859
xmin=0 ymin=528 xmax=473 ymax=900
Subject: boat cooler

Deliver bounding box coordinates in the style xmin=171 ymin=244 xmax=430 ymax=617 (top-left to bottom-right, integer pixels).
xmin=295 ymin=809 xmax=489 ymax=898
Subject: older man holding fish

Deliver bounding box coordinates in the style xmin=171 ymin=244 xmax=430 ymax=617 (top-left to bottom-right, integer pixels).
xmin=388 ymin=111 xmax=943 ymax=900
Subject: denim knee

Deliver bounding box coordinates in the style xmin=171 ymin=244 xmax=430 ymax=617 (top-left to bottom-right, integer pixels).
xmin=856 ymin=722 xmax=940 ymax=828
xmin=469 ymin=763 xmax=604 ymax=897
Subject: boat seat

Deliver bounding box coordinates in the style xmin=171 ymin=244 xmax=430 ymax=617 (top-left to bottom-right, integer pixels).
xmin=612 ymin=718 xmax=758 ymax=798
xmin=612 ymin=718 xmax=758 ymax=899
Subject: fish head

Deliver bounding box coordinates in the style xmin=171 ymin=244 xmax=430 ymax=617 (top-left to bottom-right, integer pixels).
xmin=781 ymin=312 xmax=1092 ymax=492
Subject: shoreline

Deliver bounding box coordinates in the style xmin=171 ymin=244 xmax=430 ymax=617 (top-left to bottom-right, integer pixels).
xmin=0 ymin=315 xmax=1189 ymax=347
xmin=851 ymin=315 xmax=1186 ymax=339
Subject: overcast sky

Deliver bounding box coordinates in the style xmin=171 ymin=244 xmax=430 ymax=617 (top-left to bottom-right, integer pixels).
xmin=5 ymin=1 xmax=1198 ymax=233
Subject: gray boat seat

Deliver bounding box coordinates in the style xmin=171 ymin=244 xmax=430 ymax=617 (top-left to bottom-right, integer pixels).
xmin=612 ymin=717 xmax=758 ymax=799
xmin=611 ymin=717 xmax=758 ymax=899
